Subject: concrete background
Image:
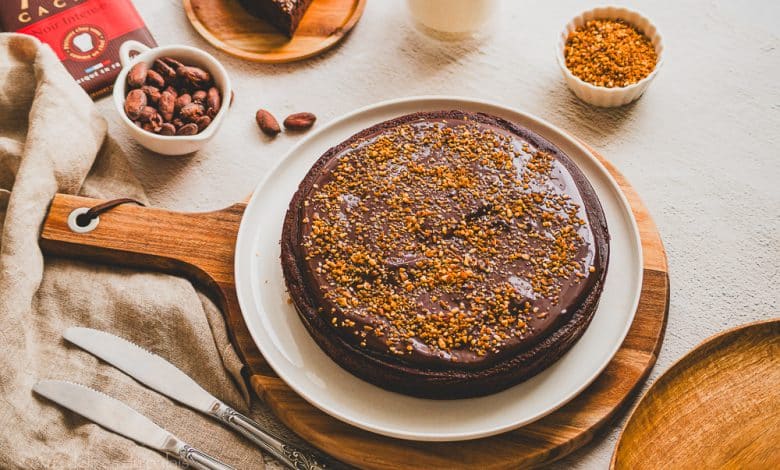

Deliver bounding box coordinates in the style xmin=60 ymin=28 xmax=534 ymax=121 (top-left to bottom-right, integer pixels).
xmin=100 ymin=1 xmax=779 ymax=467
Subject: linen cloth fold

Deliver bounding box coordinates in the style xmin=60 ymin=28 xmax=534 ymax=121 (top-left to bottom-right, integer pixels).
xmin=0 ymin=34 xmax=270 ymax=469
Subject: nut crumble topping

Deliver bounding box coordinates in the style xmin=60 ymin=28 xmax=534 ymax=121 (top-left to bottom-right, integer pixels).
xmin=301 ymin=120 xmax=594 ymax=359
xmin=564 ymin=19 xmax=657 ymax=88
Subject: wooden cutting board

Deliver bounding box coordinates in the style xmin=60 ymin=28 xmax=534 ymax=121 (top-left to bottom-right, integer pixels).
xmin=183 ymin=0 xmax=366 ymax=63
xmin=39 ymin=145 xmax=669 ymax=469
xmin=612 ymin=319 xmax=779 ymax=469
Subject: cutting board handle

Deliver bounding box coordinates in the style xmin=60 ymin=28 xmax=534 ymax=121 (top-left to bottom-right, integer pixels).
xmin=39 ymin=193 xmax=267 ymax=372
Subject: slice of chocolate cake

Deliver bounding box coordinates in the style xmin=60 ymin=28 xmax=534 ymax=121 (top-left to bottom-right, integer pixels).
xmin=240 ymin=0 xmax=314 ymax=37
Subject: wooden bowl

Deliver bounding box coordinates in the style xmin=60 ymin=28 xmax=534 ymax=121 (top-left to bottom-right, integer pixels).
xmin=612 ymin=318 xmax=780 ymax=469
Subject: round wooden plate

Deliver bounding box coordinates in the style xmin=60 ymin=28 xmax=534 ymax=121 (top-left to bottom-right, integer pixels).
xmin=39 ymin=137 xmax=669 ymax=468
xmin=612 ymin=318 xmax=780 ymax=469
xmin=183 ymin=0 xmax=366 ymax=63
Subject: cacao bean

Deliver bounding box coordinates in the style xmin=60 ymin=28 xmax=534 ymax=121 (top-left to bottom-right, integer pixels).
xmin=283 ymin=112 xmax=316 ymax=131
xmin=153 ymin=58 xmax=177 ymax=82
xmin=192 ymin=90 xmax=207 ymax=103
xmin=149 ymin=112 xmax=164 ymax=132
xmin=141 ymin=121 xmax=156 ymax=132
xmin=159 ymin=91 xmax=176 ymax=122
xmin=159 ymin=123 xmax=176 ymax=136
xmin=145 ymin=69 xmax=165 ymax=88
xmin=176 ymin=123 xmax=199 ymax=136
xmin=138 ymin=106 xmax=158 ymax=122
xmin=126 ymin=62 xmax=147 ymax=88
xmin=172 ymin=118 xmax=184 ymax=128
xmin=160 ymin=57 xmax=185 ymax=70
xmin=124 ymin=89 xmax=147 ymax=120
xmin=164 ymin=85 xmax=178 ymax=99
xmin=196 ymin=115 xmax=211 ymax=132
xmin=177 ymin=66 xmax=211 ymax=89
xmin=180 ymin=103 xmax=205 ymax=122
xmin=141 ymin=85 xmax=161 ymax=105
xmin=175 ymin=93 xmax=192 ymax=113
xmin=206 ymin=87 xmax=221 ymax=113
xmin=256 ymin=109 xmax=281 ymax=136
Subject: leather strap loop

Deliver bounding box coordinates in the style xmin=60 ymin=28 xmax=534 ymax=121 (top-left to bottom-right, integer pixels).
xmin=75 ymin=198 xmax=145 ymax=227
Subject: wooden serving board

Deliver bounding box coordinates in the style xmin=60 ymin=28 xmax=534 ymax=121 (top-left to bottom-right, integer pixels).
xmin=183 ymin=0 xmax=366 ymax=63
xmin=612 ymin=319 xmax=779 ymax=469
xmin=39 ymin=147 xmax=669 ymax=469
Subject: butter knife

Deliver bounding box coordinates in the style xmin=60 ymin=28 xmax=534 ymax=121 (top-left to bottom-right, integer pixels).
xmin=34 ymin=380 xmax=232 ymax=470
xmin=64 ymin=327 xmax=327 ymax=470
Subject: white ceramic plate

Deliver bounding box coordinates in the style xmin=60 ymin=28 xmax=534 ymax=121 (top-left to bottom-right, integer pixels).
xmin=235 ymin=96 xmax=643 ymax=441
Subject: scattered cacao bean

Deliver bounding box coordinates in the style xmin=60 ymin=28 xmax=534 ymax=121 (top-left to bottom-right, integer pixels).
xmin=256 ymin=109 xmax=281 ymax=136
xmin=127 ymin=62 xmax=147 ymax=88
xmin=159 ymin=123 xmax=176 ymax=136
xmin=176 ymin=123 xmax=199 ymax=136
xmin=141 ymin=85 xmax=161 ymax=105
xmin=180 ymin=103 xmax=205 ymax=122
xmin=145 ymin=69 xmax=165 ymax=88
xmin=283 ymin=112 xmax=316 ymax=131
xmin=175 ymin=93 xmax=192 ymax=113
xmin=124 ymin=89 xmax=147 ymax=120
xmin=192 ymin=90 xmax=207 ymax=103
xmin=153 ymin=58 xmax=177 ymax=82
xmin=196 ymin=115 xmax=212 ymax=132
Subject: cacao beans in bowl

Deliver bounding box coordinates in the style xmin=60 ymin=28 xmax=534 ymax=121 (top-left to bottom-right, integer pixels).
xmin=113 ymin=40 xmax=232 ymax=156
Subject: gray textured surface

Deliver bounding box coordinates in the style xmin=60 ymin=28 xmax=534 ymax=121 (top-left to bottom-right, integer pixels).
xmin=101 ymin=0 xmax=779 ymax=467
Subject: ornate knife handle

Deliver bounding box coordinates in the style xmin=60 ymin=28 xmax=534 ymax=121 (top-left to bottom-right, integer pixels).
xmin=177 ymin=444 xmax=234 ymax=470
xmin=215 ymin=404 xmax=326 ymax=470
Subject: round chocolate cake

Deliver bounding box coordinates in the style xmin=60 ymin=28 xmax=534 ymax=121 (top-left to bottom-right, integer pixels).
xmin=281 ymin=110 xmax=609 ymax=399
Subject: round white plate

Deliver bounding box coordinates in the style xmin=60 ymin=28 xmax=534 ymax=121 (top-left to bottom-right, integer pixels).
xmin=235 ymin=96 xmax=643 ymax=441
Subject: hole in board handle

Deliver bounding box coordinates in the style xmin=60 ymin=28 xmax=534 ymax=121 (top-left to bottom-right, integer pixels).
xmin=67 ymin=207 xmax=99 ymax=233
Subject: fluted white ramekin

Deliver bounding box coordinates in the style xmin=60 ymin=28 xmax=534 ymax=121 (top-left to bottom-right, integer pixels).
xmin=556 ymin=6 xmax=664 ymax=107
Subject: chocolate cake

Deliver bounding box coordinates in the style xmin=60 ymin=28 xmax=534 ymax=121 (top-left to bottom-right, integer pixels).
xmin=240 ymin=0 xmax=314 ymax=36
xmin=281 ymin=110 xmax=610 ymax=399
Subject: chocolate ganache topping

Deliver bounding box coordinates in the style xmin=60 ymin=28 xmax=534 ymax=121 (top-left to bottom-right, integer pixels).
xmin=288 ymin=111 xmax=606 ymax=374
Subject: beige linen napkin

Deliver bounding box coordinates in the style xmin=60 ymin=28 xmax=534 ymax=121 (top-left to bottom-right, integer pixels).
xmin=0 ymin=34 xmax=275 ymax=469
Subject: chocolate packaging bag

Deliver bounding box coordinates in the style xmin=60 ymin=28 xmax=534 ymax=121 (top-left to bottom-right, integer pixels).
xmin=0 ymin=0 xmax=156 ymax=98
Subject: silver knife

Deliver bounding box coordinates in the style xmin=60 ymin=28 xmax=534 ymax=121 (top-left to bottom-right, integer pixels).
xmin=33 ymin=380 xmax=233 ymax=470
xmin=64 ymin=327 xmax=327 ymax=470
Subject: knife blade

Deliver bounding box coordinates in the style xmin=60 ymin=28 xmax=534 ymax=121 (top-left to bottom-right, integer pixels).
xmin=64 ymin=327 xmax=217 ymax=413
xmin=33 ymin=380 xmax=232 ymax=470
xmin=64 ymin=327 xmax=327 ymax=470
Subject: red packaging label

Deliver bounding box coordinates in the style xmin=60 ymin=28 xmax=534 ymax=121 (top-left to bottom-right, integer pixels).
xmin=1 ymin=0 xmax=157 ymax=98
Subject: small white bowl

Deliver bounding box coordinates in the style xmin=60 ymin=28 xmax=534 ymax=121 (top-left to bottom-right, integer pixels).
xmin=113 ymin=40 xmax=232 ymax=156
xmin=556 ymin=6 xmax=664 ymax=107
